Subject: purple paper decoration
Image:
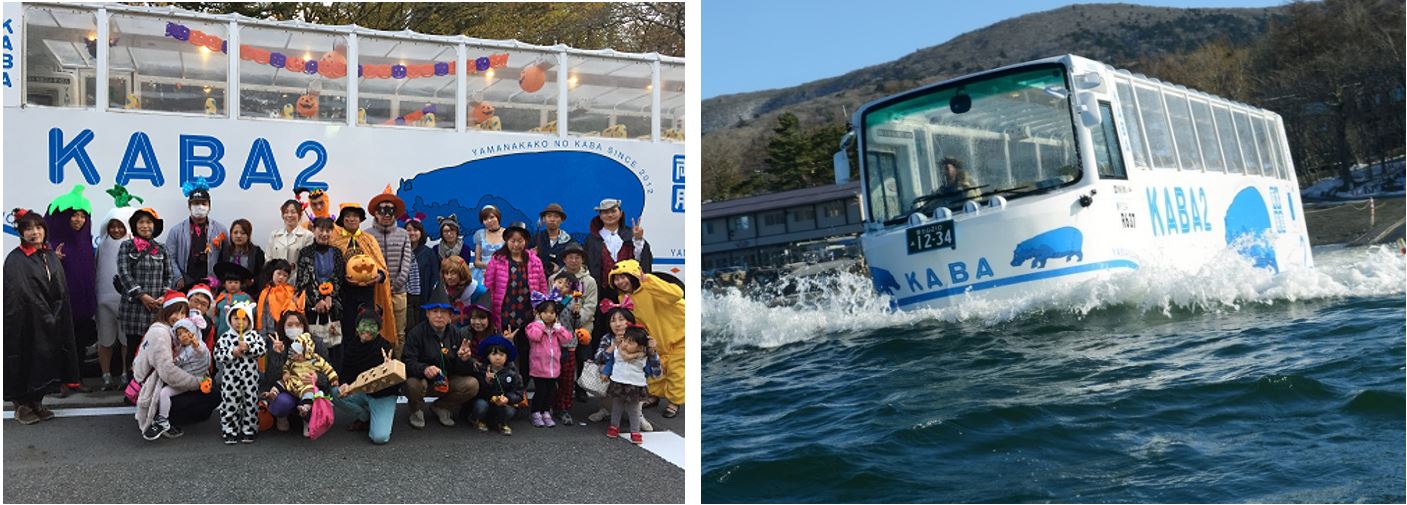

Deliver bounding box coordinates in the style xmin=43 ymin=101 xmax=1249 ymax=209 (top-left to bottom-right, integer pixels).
xmin=391 ymin=65 xmax=407 ymax=79
xmin=270 ymin=52 xmax=286 ymax=69
xmin=165 ymin=22 xmax=190 ymax=41
xmin=434 ymin=62 xmax=449 ymax=76
xmin=358 ymin=64 xmax=364 ymax=78
xmin=304 ymin=60 xmax=318 ymax=75
xmin=475 ymin=57 xmax=490 ymax=72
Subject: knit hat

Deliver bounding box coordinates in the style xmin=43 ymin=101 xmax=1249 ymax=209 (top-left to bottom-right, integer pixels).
xmin=160 ymin=289 xmax=189 ymax=308
xmin=173 ymin=317 xmax=201 ymax=336
xmin=186 ymin=283 xmax=214 ymax=302
xmin=437 ymin=213 xmax=461 ymax=233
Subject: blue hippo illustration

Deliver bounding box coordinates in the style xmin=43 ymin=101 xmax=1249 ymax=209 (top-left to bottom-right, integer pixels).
xmin=1223 ymin=187 xmax=1278 ymax=273
xmin=870 ymin=266 xmax=901 ymax=296
xmin=1010 ymin=227 xmax=1084 ymax=269
xmin=396 ymin=151 xmax=645 ymax=242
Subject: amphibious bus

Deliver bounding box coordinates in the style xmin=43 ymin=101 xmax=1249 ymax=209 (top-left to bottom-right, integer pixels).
xmin=834 ymin=54 xmax=1309 ymax=310
xmin=3 ymin=2 xmax=687 ymax=274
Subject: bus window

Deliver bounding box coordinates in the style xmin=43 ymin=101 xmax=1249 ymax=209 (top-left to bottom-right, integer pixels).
xmin=1134 ymin=85 xmax=1177 ymax=169
xmin=1253 ymin=116 xmax=1281 ymax=179
xmin=1165 ymin=92 xmax=1202 ymax=171
xmin=866 ymin=151 xmax=900 ymax=223
xmin=1093 ymin=102 xmax=1127 ymax=180
xmin=357 ymin=36 xmax=456 ymax=130
xmin=660 ymin=63 xmax=686 ymax=142
xmin=1232 ymin=110 xmax=1261 ymax=176
xmin=238 ymin=26 xmax=348 ymax=123
xmin=1189 ymin=98 xmax=1225 ymax=172
xmin=1114 ymin=80 xmax=1150 ymax=169
xmin=1213 ymin=105 xmax=1244 ymax=174
xmin=108 ymin=13 xmax=228 ymax=116
xmin=470 ymin=46 xmax=558 ymax=134
xmin=1271 ymin=120 xmax=1294 ymax=180
xmin=24 ymin=6 xmax=96 ymax=108
xmin=565 ymin=55 xmax=653 ymax=140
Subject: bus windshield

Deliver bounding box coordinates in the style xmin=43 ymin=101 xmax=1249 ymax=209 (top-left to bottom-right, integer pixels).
xmin=861 ymin=64 xmax=1082 ymax=224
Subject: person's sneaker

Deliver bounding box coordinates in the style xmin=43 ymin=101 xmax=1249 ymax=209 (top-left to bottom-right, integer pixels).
xmin=641 ymin=418 xmax=654 ymax=432
xmin=500 ymin=424 xmax=512 ymax=436
xmin=303 ymin=423 xmax=310 ymax=438
xmin=276 ymin=416 xmax=290 ymax=432
xmin=542 ymin=413 xmax=556 ymax=428
xmin=559 ymin=412 xmax=574 ymax=425
xmin=408 ymin=410 xmax=426 ymax=429
xmin=431 ymin=405 xmax=456 ymax=427
xmin=587 ymin=408 xmax=609 ymax=423
xmin=606 ymin=425 xmax=620 ymax=438
xmin=163 ymin=426 xmax=184 ymax=438
xmin=223 ymin=434 xmax=238 ymax=445
xmin=34 ymin=403 xmax=55 ymax=421
xmin=630 ymin=432 xmax=643 ymax=445
xmin=476 ymin=421 xmax=488 ymax=432
xmin=240 ymin=433 xmax=255 ymax=444
xmin=530 ymin=411 xmax=545 ymax=427
xmin=101 ymin=374 xmax=115 ymax=391
xmin=574 ymin=388 xmax=589 ymax=401
xmin=13 ymin=404 xmax=40 ymax=425
xmin=346 ymin=419 xmax=370 ymax=432
xmin=142 ymin=416 xmax=170 ymax=441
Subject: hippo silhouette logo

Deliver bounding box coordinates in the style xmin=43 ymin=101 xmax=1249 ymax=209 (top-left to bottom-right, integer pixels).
xmin=870 ymin=266 xmax=901 ymax=296
xmin=1223 ymin=187 xmax=1278 ymax=273
xmin=1010 ymin=227 xmax=1084 ymax=269
xmin=397 ymin=151 xmax=645 ymax=242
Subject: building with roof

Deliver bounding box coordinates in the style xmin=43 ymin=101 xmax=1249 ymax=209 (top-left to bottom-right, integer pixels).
xmin=702 ymin=181 xmax=863 ymax=271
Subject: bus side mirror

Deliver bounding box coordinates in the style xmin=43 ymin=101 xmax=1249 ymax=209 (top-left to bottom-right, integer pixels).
xmin=834 ymin=151 xmax=850 ymax=184
xmin=835 ymin=130 xmax=855 ymax=185
xmin=1076 ymin=91 xmax=1101 ymax=128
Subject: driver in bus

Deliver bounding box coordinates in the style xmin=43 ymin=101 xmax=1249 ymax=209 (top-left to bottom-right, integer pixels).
xmin=938 ymin=157 xmax=981 ymax=201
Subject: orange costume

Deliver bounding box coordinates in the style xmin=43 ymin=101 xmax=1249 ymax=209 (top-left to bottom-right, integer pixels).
xmin=330 ymin=205 xmax=396 ymax=345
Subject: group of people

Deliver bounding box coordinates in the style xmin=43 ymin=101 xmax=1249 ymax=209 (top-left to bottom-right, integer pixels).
xmin=5 ymin=181 xmax=685 ymax=446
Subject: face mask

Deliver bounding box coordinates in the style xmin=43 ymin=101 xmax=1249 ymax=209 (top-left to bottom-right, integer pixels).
xmin=285 ymin=327 xmax=304 ymax=339
xmin=190 ymin=204 xmax=210 ymax=218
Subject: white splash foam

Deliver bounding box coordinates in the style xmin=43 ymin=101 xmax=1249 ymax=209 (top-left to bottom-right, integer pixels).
xmin=703 ymin=245 xmax=1405 ymax=349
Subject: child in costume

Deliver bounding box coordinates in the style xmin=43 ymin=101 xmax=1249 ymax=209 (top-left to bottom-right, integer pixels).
xmin=550 ymin=276 xmax=587 ymax=425
xmin=604 ymin=326 xmax=660 ymax=445
xmin=212 ymin=262 xmax=255 ymax=338
xmin=145 ymin=316 xmax=212 ymax=440
xmin=256 ymin=259 xmax=305 ymax=334
xmin=280 ymin=332 xmax=340 ymax=437
xmin=472 ymin=335 xmax=524 ymax=435
xmin=95 ymin=185 xmax=140 ymax=390
xmin=524 ymin=291 xmax=574 ymax=428
xmin=186 ymin=283 xmax=217 ymax=371
xmin=215 ymin=300 xmax=266 ymax=444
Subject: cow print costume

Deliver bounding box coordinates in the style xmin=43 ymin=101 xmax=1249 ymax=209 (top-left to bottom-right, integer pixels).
xmin=215 ymin=301 xmax=266 ymax=441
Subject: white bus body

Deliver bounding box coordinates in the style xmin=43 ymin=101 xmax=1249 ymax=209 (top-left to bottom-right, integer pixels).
xmin=839 ymin=55 xmax=1309 ymax=310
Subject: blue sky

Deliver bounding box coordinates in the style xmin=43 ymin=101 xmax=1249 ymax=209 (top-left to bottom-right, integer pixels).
xmin=703 ymin=0 xmax=1290 ymax=99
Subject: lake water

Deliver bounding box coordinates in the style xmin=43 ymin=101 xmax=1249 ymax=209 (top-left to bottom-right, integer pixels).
xmin=702 ymin=245 xmax=1406 ymax=503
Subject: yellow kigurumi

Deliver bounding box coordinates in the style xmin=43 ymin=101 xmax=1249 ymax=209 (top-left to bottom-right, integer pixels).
xmin=608 ymin=259 xmax=684 ymax=407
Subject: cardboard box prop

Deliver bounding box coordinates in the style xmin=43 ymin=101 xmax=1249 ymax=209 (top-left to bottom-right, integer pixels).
xmin=342 ymin=349 xmax=406 ymax=395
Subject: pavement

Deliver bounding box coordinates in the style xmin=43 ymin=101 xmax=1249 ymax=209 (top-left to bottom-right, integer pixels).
xmin=3 ymin=390 xmax=685 ymax=503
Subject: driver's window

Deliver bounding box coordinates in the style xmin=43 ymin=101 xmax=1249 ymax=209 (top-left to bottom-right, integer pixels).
xmin=1094 ymin=102 xmax=1128 ymax=180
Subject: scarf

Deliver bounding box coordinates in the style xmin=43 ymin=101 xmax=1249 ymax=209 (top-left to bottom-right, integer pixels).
xmin=132 ymin=236 xmax=160 ymax=255
xmin=438 ymin=237 xmax=463 ymax=259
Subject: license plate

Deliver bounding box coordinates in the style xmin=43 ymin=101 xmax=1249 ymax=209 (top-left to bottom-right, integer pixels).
xmin=906 ymin=221 xmax=955 ymax=254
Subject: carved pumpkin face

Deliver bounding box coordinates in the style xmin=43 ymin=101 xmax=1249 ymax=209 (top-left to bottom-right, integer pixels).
xmin=345 ymin=254 xmax=379 ymax=285
xmin=519 ymin=63 xmax=546 ymax=93
xmin=471 ymin=102 xmax=496 ymax=124
xmin=296 ymin=94 xmax=319 ymax=118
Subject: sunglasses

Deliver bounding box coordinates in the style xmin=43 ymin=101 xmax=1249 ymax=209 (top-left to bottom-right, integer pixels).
xmin=376 ymin=206 xmax=397 ymax=216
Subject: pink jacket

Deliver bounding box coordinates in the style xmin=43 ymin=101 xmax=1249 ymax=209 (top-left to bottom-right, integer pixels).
xmin=525 ymin=320 xmax=574 ymax=379
xmin=484 ymin=252 xmax=548 ymax=329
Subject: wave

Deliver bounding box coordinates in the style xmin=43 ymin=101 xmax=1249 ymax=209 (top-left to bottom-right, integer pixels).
xmin=703 ymin=245 xmax=1406 ymax=350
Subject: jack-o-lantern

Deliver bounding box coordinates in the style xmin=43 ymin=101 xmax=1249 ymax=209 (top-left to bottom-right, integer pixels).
xmin=345 ymin=253 xmax=379 ymax=285
xmin=319 ymin=47 xmax=347 ymax=78
xmin=519 ymin=63 xmax=547 ymax=93
xmin=296 ymin=93 xmax=319 ymax=119
xmin=471 ymin=101 xmax=496 ymax=125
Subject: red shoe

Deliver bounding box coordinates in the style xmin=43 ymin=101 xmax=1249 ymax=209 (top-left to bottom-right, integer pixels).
xmin=606 ymin=425 xmax=620 ymax=438
xmin=630 ymin=432 xmax=643 ymax=445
